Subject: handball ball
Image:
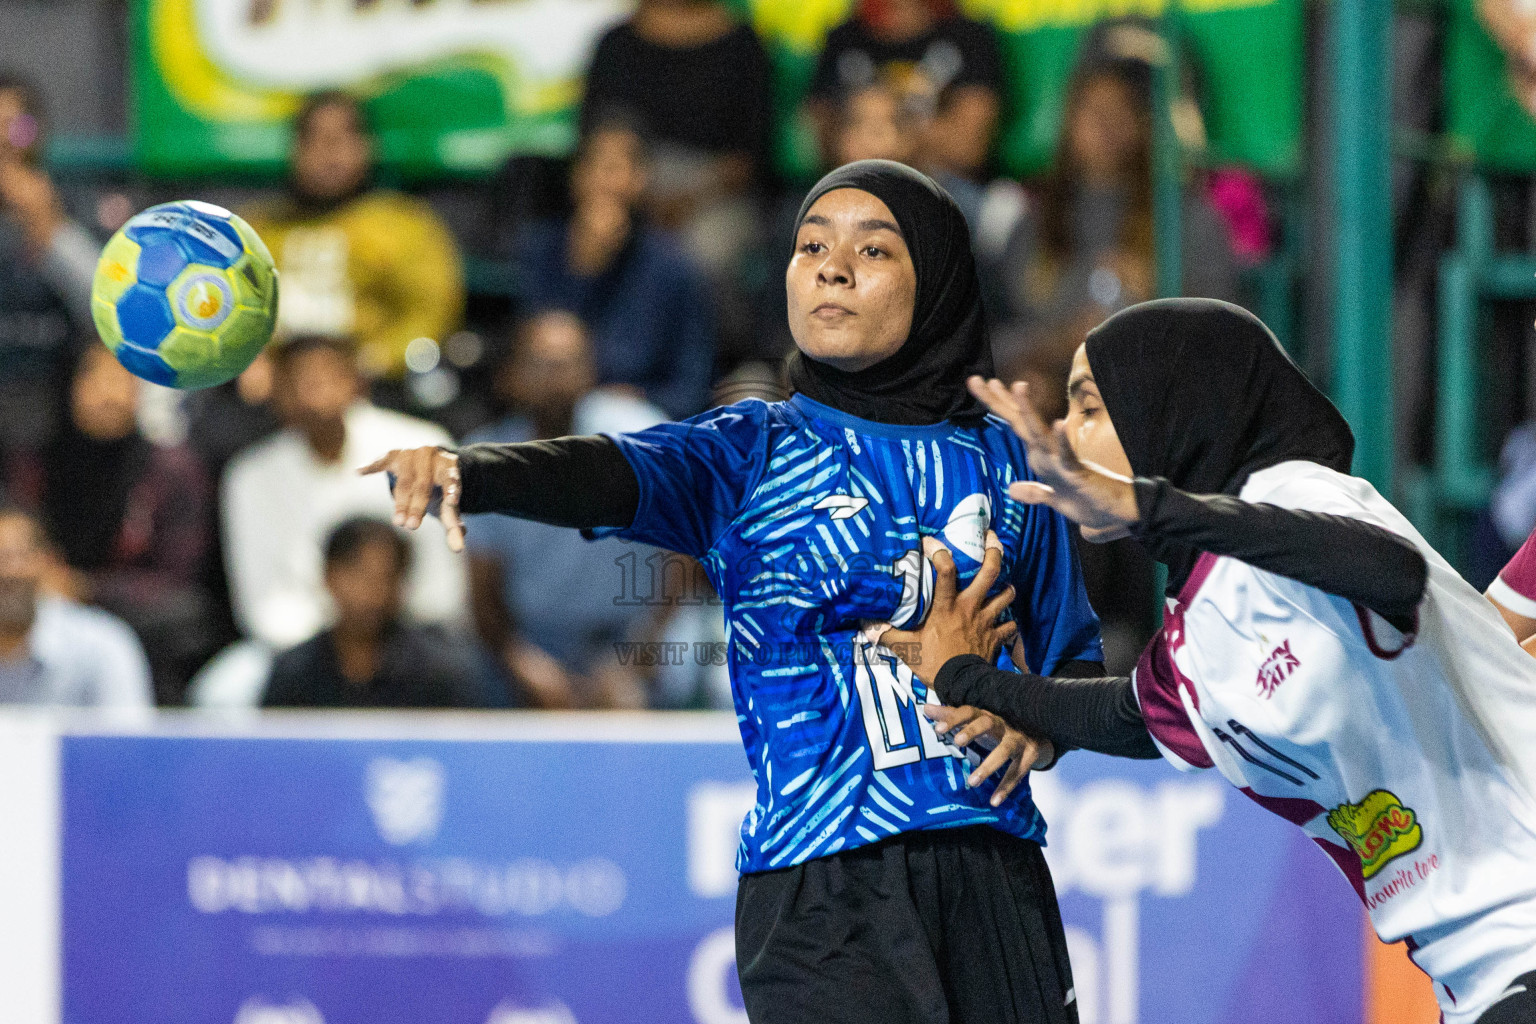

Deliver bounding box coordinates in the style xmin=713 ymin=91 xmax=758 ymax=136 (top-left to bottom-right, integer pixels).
xmin=91 ymin=200 xmax=278 ymax=389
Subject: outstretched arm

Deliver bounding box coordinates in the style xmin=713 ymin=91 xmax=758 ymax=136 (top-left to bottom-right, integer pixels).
xmin=359 ymin=437 xmax=640 ymax=551
xmin=967 ymin=376 xmax=1428 ymax=630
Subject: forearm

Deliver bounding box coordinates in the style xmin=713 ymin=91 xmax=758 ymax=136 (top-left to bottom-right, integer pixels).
xmin=457 ymin=435 xmax=638 ymax=529
xmin=933 ymin=655 xmax=1161 ymax=759
xmin=1132 ymin=477 xmax=1428 ymax=628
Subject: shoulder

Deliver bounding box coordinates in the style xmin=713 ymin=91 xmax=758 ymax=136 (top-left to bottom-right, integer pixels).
xmin=1241 ymin=461 xmax=1407 ymax=533
xmin=590 ymin=21 xmax=638 ymax=58
xmin=574 ymin=390 xmax=667 ymax=435
xmin=352 ymin=189 xmax=438 ymax=221
xmin=940 ymin=15 xmax=1000 ymax=46
xmin=632 ymin=226 xmax=697 ymax=274
xmin=270 ymin=633 xmax=328 ymax=674
xmin=465 ymin=416 xmax=534 ymax=446
xmin=684 ymin=398 xmax=785 ymax=435
xmin=977 ymin=414 xmax=1038 ymax=479
xmin=237 ymin=196 xmax=293 ymax=231
xmin=350 ymin=404 xmax=453 ymax=448
xmin=37 ymin=598 xmax=141 ymax=658
xmin=610 ymin=399 xmax=786 ymax=479
xmin=224 ymin=430 xmax=298 ymax=485
xmin=148 ymin=442 xmax=208 ymax=483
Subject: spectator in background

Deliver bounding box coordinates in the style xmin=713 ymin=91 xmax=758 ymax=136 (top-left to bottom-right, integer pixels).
xmin=0 ymin=507 xmax=152 ymax=708
xmin=991 ymin=25 xmax=1238 ymax=422
xmin=806 ymin=0 xmax=1004 ymax=182
xmin=510 ymin=114 xmax=714 ymax=419
xmin=263 ymin=516 xmax=484 ymax=709
xmin=7 ymin=346 xmax=211 ymax=704
xmin=0 ymin=74 xmax=100 ymax=456
xmin=222 ymin=334 xmax=467 ymax=653
xmin=581 ymin=0 xmax=772 ymax=284
xmin=244 ymin=92 xmax=465 ymax=384
xmin=466 ymin=310 xmax=666 ymax=709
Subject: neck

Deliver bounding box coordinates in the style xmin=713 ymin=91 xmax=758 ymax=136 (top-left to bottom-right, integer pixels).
xmin=304 ymin=417 xmax=348 ymax=463
xmin=0 ymin=617 xmax=34 ymax=663
xmin=332 ymin=622 xmax=383 ymax=684
xmin=632 ymin=2 xmax=732 ymax=47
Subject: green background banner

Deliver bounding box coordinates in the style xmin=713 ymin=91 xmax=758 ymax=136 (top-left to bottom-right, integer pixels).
xmin=131 ymin=0 xmax=1305 ymax=181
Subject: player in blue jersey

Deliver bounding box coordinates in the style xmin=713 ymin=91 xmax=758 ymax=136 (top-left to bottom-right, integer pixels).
xmin=367 ymin=160 xmax=1102 ymax=1023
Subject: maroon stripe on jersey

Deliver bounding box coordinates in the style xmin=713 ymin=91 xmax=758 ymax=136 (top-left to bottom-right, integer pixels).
xmin=1353 ymin=604 xmax=1417 ymax=660
xmin=1238 ymin=786 xmax=1326 ymax=827
xmin=1178 ymin=550 xmax=1221 ymax=605
xmin=1134 ymin=629 xmax=1215 ymax=769
xmin=1310 ymin=836 xmax=1367 ymax=904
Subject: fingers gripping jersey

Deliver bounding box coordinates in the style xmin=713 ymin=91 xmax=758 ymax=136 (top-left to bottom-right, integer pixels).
xmin=1133 ymin=462 xmax=1536 ymax=1024
xmin=593 ymin=396 xmax=1102 ymax=874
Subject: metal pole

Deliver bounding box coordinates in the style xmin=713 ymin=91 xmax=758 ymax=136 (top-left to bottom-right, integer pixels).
xmin=1149 ymin=11 xmax=1182 ymax=615
xmin=1152 ymin=12 xmax=1183 ymax=300
xmin=1331 ymin=0 xmax=1395 ymax=494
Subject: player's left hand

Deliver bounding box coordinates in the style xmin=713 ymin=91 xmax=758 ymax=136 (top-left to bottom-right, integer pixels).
xmin=924 ymin=704 xmax=1053 ymax=806
xmin=967 ymin=375 xmax=1139 ymax=543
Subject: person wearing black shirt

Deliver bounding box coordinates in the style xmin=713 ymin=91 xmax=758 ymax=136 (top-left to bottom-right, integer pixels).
xmin=806 ymin=0 xmax=1004 ymax=179
xmin=262 ymin=516 xmax=484 ymax=709
xmin=581 ymin=0 xmax=773 ymax=313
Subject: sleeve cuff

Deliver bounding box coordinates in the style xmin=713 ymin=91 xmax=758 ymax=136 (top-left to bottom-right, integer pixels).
xmin=932 ymin=654 xmax=990 ymax=706
xmin=1489 ymin=574 xmax=1536 ymax=621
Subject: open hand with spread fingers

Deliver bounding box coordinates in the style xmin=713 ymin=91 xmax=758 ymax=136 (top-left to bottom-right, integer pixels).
xmin=922 ymin=703 xmax=1055 ymax=807
xmin=966 ymin=375 xmax=1140 ymax=542
xmin=358 ymin=446 xmax=466 ymax=552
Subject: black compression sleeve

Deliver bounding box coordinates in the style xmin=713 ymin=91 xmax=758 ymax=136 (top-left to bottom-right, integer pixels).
xmin=456 ymin=436 xmax=639 ymax=530
xmin=1133 ymin=477 xmax=1428 ymax=630
xmin=932 ymin=655 xmax=1161 ymax=760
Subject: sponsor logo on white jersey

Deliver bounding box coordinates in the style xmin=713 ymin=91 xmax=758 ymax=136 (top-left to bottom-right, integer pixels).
xmin=1255 ymin=639 xmax=1300 ymax=698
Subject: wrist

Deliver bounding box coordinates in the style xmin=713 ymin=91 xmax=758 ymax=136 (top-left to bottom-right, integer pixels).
xmin=932 ymin=653 xmax=990 ymax=705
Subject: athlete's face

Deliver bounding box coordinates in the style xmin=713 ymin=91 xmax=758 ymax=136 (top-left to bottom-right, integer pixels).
xmin=1063 ymin=344 xmax=1133 ymax=477
xmin=786 ymin=188 xmax=916 ymax=372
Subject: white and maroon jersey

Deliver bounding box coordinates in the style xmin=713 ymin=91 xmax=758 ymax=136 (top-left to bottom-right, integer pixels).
xmin=1133 ymin=461 xmax=1536 ymax=1023
xmin=1488 ymin=526 xmax=1536 ymax=620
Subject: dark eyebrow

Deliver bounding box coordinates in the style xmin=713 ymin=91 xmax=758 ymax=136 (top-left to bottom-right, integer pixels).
xmin=801 ymin=214 xmax=831 ymax=227
xmin=858 ymin=218 xmax=901 ymax=234
xmin=1066 ymin=375 xmax=1095 ymax=401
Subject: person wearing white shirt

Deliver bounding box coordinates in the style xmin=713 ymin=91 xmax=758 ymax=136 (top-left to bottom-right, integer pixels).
xmin=221 ymin=334 xmax=466 ymax=651
xmin=0 ymin=508 xmax=152 ymax=708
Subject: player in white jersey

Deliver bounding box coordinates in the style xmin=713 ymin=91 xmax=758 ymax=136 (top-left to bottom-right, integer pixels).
xmin=882 ymin=299 xmax=1536 ymax=1024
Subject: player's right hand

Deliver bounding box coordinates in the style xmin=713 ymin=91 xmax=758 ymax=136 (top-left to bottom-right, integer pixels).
xmin=358 ymin=446 xmax=465 ymax=552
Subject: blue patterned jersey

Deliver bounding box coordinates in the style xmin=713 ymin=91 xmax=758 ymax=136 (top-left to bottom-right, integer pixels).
xmin=595 ymin=394 xmax=1102 ymax=873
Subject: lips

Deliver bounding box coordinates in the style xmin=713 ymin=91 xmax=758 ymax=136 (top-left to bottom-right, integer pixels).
xmin=812 ymin=302 xmax=853 ymax=318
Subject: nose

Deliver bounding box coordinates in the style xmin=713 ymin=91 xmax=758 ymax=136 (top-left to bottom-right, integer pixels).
xmin=816 ymin=248 xmax=853 ymax=288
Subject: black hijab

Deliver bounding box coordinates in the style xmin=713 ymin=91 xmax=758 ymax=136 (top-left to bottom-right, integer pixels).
xmin=1085 ymin=298 xmax=1356 ymax=591
xmin=787 ymin=160 xmax=994 ymax=425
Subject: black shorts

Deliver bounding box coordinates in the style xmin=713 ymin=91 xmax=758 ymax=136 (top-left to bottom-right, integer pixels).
xmin=735 ymin=826 xmax=1078 ymax=1024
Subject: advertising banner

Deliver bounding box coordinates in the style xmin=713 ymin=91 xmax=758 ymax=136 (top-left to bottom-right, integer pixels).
xmin=130 ymin=0 xmax=1302 ymax=179
xmin=55 ymin=715 xmax=1369 ymax=1024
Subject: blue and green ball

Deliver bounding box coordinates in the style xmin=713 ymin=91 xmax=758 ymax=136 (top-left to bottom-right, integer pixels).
xmin=91 ymin=200 xmax=279 ymax=390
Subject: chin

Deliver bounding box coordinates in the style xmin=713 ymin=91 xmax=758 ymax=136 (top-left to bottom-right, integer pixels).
xmin=795 ymin=332 xmax=870 ymax=371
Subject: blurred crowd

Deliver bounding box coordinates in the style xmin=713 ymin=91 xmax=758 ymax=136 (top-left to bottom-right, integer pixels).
xmin=0 ymin=1 xmax=1278 ymax=711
